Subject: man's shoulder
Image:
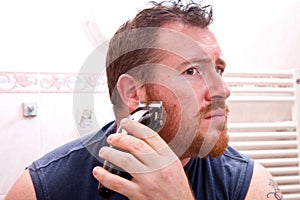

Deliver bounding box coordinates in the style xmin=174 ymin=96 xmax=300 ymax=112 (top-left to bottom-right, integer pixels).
xmin=186 ymin=147 xmax=255 ymax=200
xmin=223 ymin=146 xmax=254 ymax=164
xmin=187 ymin=146 xmax=254 ymax=170
xmin=29 ymin=121 xmax=115 ymax=171
xmin=214 ymin=146 xmax=255 ymax=175
xmin=25 ymin=122 xmax=116 ymax=200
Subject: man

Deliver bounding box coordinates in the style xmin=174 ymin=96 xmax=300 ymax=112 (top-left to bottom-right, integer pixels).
xmin=6 ymin=1 xmax=282 ymax=199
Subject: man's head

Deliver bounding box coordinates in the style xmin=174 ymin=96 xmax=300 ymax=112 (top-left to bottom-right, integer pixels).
xmin=105 ymin=0 xmax=231 ymax=159
xmin=106 ymin=0 xmax=213 ymax=115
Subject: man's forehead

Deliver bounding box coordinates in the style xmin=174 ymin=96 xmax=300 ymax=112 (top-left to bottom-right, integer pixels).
xmin=157 ymin=21 xmax=215 ymax=42
xmin=154 ymin=23 xmax=223 ymax=66
xmin=156 ymin=25 xmax=213 ymax=47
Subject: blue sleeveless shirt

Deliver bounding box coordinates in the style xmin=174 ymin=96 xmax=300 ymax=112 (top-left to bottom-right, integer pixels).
xmin=28 ymin=121 xmax=254 ymax=200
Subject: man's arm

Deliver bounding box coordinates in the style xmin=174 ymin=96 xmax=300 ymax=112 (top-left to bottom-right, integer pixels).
xmin=5 ymin=169 xmax=36 ymax=200
xmin=245 ymin=162 xmax=283 ymax=200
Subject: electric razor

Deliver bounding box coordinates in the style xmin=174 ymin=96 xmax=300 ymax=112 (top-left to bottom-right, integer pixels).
xmin=98 ymin=101 xmax=164 ymax=199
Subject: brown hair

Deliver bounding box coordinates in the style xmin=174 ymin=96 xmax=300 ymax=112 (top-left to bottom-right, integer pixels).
xmin=106 ymin=0 xmax=213 ymax=110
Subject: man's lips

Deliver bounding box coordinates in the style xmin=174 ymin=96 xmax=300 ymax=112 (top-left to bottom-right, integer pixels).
xmin=204 ymin=109 xmax=226 ymax=120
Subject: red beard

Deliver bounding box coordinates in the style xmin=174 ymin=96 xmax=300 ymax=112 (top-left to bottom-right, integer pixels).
xmin=145 ymin=85 xmax=229 ymax=159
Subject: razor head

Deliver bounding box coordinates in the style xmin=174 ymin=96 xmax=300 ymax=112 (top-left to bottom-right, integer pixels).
xmin=137 ymin=101 xmax=164 ymax=131
xmin=117 ymin=101 xmax=164 ymax=134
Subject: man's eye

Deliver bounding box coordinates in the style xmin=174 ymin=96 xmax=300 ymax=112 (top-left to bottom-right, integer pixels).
xmin=184 ymin=67 xmax=198 ymax=75
xmin=215 ymin=67 xmax=224 ymax=76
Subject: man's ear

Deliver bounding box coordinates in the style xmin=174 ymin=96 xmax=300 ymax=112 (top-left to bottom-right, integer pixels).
xmin=117 ymin=74 xmax=143 ymax=111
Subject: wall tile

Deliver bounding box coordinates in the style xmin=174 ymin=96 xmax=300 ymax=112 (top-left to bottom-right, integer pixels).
xmin=0 ymin=71 xmax=113 ymax=196
xmin=0 ymin=94 xmax=40 ymax=195
xmin=39 ymin=93 xmax=79 ymax=154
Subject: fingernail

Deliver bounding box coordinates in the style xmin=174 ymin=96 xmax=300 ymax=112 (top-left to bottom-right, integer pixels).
xmin=93 ymin=166 xmax=100 ymax=176
xmin=99 ymin=148 xmax=105 ymax=157
xmin=107 ymin=134 xmax=114 ymax=143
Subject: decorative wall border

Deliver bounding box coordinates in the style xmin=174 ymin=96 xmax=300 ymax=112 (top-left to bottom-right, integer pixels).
xmin=0 ymin=72 xmax=107 ymax=93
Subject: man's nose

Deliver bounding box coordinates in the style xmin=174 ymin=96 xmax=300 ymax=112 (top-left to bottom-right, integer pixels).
xmin=204 ymin=72 xmax=231 ymax=101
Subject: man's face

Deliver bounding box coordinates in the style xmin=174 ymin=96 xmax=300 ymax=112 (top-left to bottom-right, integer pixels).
xmin=144 ymin=22 xmax=231 ymax=159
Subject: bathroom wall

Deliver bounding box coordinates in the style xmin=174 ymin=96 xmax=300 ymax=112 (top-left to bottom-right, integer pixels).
xmin=210 ymin=0 xmax=300 ymax=71
xmin=1 ymin=0 xmax=300 ymax=198
xmin=0 ymin=72 xmax=114 ymax=199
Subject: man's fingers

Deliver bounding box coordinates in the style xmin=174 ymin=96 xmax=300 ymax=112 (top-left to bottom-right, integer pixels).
xmin=107 ymin=133 xmax=155 ymax=154
xmin=106 ymin=133 xmax=178 ymax=172
xmin=99 ymin=146 xmax=146 ymax=174
xmin=119 ymin=118 xmax=168 ymax=152
xmin=93 ymin=166 xmax=141 ymax=198
xmin=104 ymin=118 xmax=179 ymax=172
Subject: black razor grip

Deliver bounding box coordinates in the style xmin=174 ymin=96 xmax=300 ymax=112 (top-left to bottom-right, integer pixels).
xmin=97 ymin=165 xmax=126 ymax=199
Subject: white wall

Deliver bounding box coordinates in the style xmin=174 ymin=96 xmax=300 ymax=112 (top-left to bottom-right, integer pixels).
xmin=0 ymin=0 xmax=300 ymax=198
xmin=1 ymin=0 xmax=299 ymax=73
xmin=210 ymin=0 xmax=300 ymax=71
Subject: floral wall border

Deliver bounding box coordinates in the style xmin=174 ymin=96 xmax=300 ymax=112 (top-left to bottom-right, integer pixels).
xmin=0 ymin=72 xmax=107 ymax=93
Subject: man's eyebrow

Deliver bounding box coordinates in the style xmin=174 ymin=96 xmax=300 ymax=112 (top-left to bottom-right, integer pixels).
xmin=177 ymin=57 xmax=214 ymax=69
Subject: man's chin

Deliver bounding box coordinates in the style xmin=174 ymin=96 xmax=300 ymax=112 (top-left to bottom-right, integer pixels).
xmin=178 ymin=133 xmax=229 ymax=159
xmin=205 ymin=143 xmax=228 ymax=158
xmin=204 ymin=132 xmax=229 ymax=158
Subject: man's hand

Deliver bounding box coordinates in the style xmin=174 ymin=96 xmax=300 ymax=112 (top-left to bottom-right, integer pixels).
xmin=92 ymin=118 xmax=195 ymax=200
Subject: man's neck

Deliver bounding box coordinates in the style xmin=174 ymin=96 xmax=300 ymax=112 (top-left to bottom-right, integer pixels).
xmin=181 ymin=157 xmax=191 ymax=167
